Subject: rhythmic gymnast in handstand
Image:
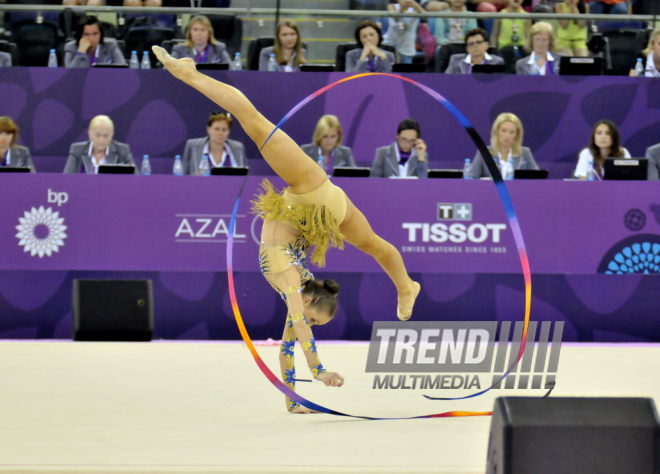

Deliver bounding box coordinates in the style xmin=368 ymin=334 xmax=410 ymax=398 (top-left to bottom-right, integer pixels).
xmin=153 ymin=46 xmax=421 ymax=413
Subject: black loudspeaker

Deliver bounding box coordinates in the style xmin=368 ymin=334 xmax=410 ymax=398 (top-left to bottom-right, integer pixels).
xmin=72 ymin=279 xmax=154 ymax=342
xmin=487 ymin=397 xmax=660 ymax=474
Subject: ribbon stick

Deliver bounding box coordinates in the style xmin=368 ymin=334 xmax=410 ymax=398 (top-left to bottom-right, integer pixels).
xmin=227 ymin=73 xmax=531 ymax=418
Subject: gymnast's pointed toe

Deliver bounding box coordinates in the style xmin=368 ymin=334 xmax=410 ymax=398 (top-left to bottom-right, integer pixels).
xmin=397 ymin=281 xmax=420 ymax=321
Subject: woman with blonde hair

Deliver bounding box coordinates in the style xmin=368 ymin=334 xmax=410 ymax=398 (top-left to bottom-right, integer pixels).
xmin=172 ymin=15 xmax=233 ymax=68
xmin=301 ymin=115 xmax=356 ymax=176
xmin=470 ymin=113 xmax=538 ymax=179
xmin=0 ymin=117 xmax=35 ymax=172
xmin=259 ymin=20 xmax=308 ymax=71
xmin=516 ymin=21 xmax=564 ymax=75
xmin=153 ymin=46 xmax=422 ymax=412
xmin=630 ymin=29 xmax=660 ymax=77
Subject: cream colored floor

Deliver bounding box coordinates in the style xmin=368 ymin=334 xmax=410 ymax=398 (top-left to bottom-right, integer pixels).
xmin=0 ymin=341 xmax=658 ymax=473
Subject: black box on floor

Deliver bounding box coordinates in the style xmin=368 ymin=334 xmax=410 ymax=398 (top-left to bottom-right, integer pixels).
xmin=486 ymin=397 xmax=660 ymax=474
xmin=72 ymin=279 xmax=153 ymax=342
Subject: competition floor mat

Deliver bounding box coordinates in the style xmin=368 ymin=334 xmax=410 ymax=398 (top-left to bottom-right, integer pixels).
xmin=0 ymin=341 xmax=658 ymax=473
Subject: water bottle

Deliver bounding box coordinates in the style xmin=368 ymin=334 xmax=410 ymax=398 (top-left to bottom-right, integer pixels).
xmin=173 ymin=155 xmax=183 ymax=176
xmin=267 ymin=53 xmax=278 ymax=72
xmin=47 ymin=49 xmax=57 ymax=68
xmin=234 ymin=52 xmax=242 ymax=71
xmin=199 ymin=153 xmax=210 ymax=176
xmin=586 ymin=160 xmax=596 ymax=181
xmin=462 ymin=158 xmax=472 ymax=179
xmin=505 ymin=162 xmax=514 ymax=180
xmin=141 ymin=51 xmax=151 ymax=69
xmin=141 ymin=155 xmax=151 ymax=175
xmin=635 ymin=58 xmax=645 ymax=77
xmin=129 ymin=51 xmax=139 ymax=69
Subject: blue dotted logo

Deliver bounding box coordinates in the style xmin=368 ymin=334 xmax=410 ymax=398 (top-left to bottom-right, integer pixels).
xmin=623 ymin=209 xmax=646 ymax=231
xmin=598 ymin=234 xmax=660 ymax=274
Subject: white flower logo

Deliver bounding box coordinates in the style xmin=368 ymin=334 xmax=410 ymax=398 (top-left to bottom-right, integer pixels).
xmin=16 ymin=206 xmax=67 ymax=258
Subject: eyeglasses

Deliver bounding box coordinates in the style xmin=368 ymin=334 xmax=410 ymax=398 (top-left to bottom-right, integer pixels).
xmin=466 ymin=40 xmax=486 ymax=48
xmin=398 ymin=137 xmax=417 ymax=145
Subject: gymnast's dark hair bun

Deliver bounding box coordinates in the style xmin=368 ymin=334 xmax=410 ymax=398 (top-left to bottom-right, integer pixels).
xmin=322 ymin=279 xmax=339 ymax=297
xmin=302 ymin=279 xmax=340 ymax=319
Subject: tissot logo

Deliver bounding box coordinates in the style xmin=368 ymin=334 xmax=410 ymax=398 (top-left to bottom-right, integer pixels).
xmin=438 ymin=203 xmax=472 ymax=221
xmin=174 ymin=214 xmax=247 ymax=243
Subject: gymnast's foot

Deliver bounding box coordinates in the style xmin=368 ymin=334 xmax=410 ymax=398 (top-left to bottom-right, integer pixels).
xmin=152 ymin=46 xmax=197 ymax=83
xmin=397 ymin=281 xmax=420 ymax=321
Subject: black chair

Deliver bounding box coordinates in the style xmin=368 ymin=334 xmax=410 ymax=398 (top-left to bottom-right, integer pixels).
xmin=161 ymin=38 xmax=184 ymax=54
xmin=247 ymin=37 xmax=308 ymax=70
xmin=0 ymin=41 xmax=19 ymax=65
xmin=11 ymin=20 xmax=60 ymax=67
xmin=335 ymin=42 xmax=396 ymax=72
xmin=123 ymin=26 xmax=175 ymax=67
xmin=604 ymin=29 xmax=647 ymax=75
xmin=498 ymin=45 xmax=526 ymax=74
xmin=100 ymin=21 xmax=118 ymax=39
xmin=206 ymin=14 xmax=242 ymax=59
xmin=60 ymin=8 xmax=86 ymax=40
xmin=638 ymin=0 xmax=660 ymax=14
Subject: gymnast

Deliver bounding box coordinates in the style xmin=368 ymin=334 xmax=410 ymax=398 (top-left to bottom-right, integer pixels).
xmin=153 ymin=46 xmax=420 ymax=413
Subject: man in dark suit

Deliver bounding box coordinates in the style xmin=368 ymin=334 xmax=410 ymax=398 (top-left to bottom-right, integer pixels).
xmin=370 ymin=118 xmax=428 ymax=178
xmin=63 ymin=115 xmax=137 ymax=174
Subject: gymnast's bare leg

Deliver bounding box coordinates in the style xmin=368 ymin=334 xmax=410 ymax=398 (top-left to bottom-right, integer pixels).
xmin=153 ymin=46 xmax=420 ymax=319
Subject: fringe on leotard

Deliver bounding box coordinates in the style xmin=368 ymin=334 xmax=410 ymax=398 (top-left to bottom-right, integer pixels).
xmin=250 ymin=179 xmax=345 ymax=268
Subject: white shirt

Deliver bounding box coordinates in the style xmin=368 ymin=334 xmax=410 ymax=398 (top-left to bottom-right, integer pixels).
xmin=463 ymin=52 xmax=493 ymax=65
xmin=4 ymin=148 xmax=10 ymax=166
xmin=574 ymin=147 xmax=632 ymax=178
xmin=448 ymin=10 xmax=469 ymax=43
xmin=203 ymin=141 xmax=235 ymax=168
xmin=383 ymin=4 xmax=420 ymax=57
xmin=644 ymin=52 xmax=660 ymax=78
xmin=88 ymin=142 xmax=108 ymax=174
xmin=527 ymin=51 xmax=555 ymax=76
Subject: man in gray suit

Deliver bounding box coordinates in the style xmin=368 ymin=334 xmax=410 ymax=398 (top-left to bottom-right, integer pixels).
xmin=446 ymin=28 xmax=504 ymax=74
xmin=0 ymin=51 xmax=12 ymax=67
xmin=63 ymin=115 xmax=137 ymax=174
xmin=181 ymin=111 xmax=247 ymax=175
xmin=64 ymin=16 xmax=126 ymax=68
xmin=370 ymin=118 xmax=428 ymax=178
xmin=646 ymin=142 xmax=660 ymax=180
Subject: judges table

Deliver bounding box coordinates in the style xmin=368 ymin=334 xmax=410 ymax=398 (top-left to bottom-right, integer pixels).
xmin=1 ymin=175 xmax=659 ymax=342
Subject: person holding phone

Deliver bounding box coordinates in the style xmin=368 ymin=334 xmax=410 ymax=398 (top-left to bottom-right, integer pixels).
xmin=370 ymin=119 xmax=428 ymax=178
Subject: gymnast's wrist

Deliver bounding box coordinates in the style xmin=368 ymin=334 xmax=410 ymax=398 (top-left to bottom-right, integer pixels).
xmin=311 ymin=364 xmax=326 ymax=379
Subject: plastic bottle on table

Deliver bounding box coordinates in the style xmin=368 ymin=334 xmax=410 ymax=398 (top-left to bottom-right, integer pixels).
xmin=586 ymin=160 xmax=596 ymax=181
xmin=635 ymin=58 xmax=645 ymax=77
xmin=173 ymin=155 xmax=183 ymax=176
xmin=141 ymin=52 xmax=151 ymax=69
xmin=234 ymin=52 xmax=242 ymax=71
xmin=267 ymin=53 xmax=278 ymax=72
xmin=48 ymin=49 xmax=58 ymax=68
xmin=463 ymin=158 xmax=472 ymax=179
xmin=130 ymin=51 xmax=139 ymax=69
xmin=200 ymin=154 xmax=210 ymax=176
xmin=141 ymin=155 xmax=151 ymax=175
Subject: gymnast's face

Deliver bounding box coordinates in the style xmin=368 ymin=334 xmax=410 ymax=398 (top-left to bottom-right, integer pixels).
xmin=278 ymin=26 xmax=298 ymax=50
xmin=207 ymin=119 xmax=230 ymax=146
xmin=303 ymin=298 xmax=333 ymax=326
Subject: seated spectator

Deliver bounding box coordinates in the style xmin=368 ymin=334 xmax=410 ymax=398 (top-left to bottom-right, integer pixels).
xmin=516 ymin=22 xmax=564 ymax=75
xmin=172 ymin=15 xmax=233 ymax=68
xmin=586 ymin=0 xmax=629 ymax=14
xmin=630 ymin=28 xmax=660 ymax=77
xmin=0 ymin=51 xmax=11 ymax=67
xmin=574 ymin=120 xmax=631 ymax=179
xmin=431 ymin=0 xmax=478 ymax=45
xmin=383 ymin=0 xmax=424 ymax=63
xmin=645 ymin=140 xmax=660 ymax=181
xmin=259 ymin=20 xmax=308 ymax=72
xmin=370 ymin=119 xmax=428 ymax=178
xmin=64 ymin=16 xmax=126 ymax=68
xmin=446 ymin=28 xmax=504 ymax=73
xmin=471 ymin=113 xmax=538 ymax=178
xmin=0 ymin=117 xmax=35 ymax=172
xmin=63 ymin=115 xmax=137 ymax=174
xmin=62 ymin=0 xmax=104 ymax=5
xmin=555 ymin=0 xmax=589 ymax=57
xmin=301 ymin=115 xmax=356 ymax=176
xmin=491 ymin=0 xmax=530 ymax=49
xmin=181 ymin=111 xmax=247 ymax=175
xmin=346 ymin=20 xmax=395 ymax=73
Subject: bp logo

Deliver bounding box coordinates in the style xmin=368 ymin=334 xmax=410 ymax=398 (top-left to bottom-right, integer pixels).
xmin=15 ymin=206 xmax=68 ymax=258
xmin=597 ymin=234 xmax=660 ymax=274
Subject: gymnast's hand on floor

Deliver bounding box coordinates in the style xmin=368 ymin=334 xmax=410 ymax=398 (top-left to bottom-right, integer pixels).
xmin=316 ymin=371 xmax=345 ymax=387
xmin=152 ymin=46 xmax=197 ymax=83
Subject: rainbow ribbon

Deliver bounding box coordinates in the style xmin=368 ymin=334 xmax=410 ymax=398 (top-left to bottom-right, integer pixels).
xmin=227 ymin=73 xmax=531 ymax=418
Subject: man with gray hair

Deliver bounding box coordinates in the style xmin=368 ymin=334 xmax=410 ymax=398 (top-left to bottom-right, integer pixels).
xmin=63 ymin=115 xmax=138 ymax=174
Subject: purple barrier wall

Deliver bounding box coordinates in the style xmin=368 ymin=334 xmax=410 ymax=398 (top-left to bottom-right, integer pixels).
xmin=0 ymin=175 xmax=659 ymax=342
xmin=1 ymin=69 xmax=660 ymax=178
